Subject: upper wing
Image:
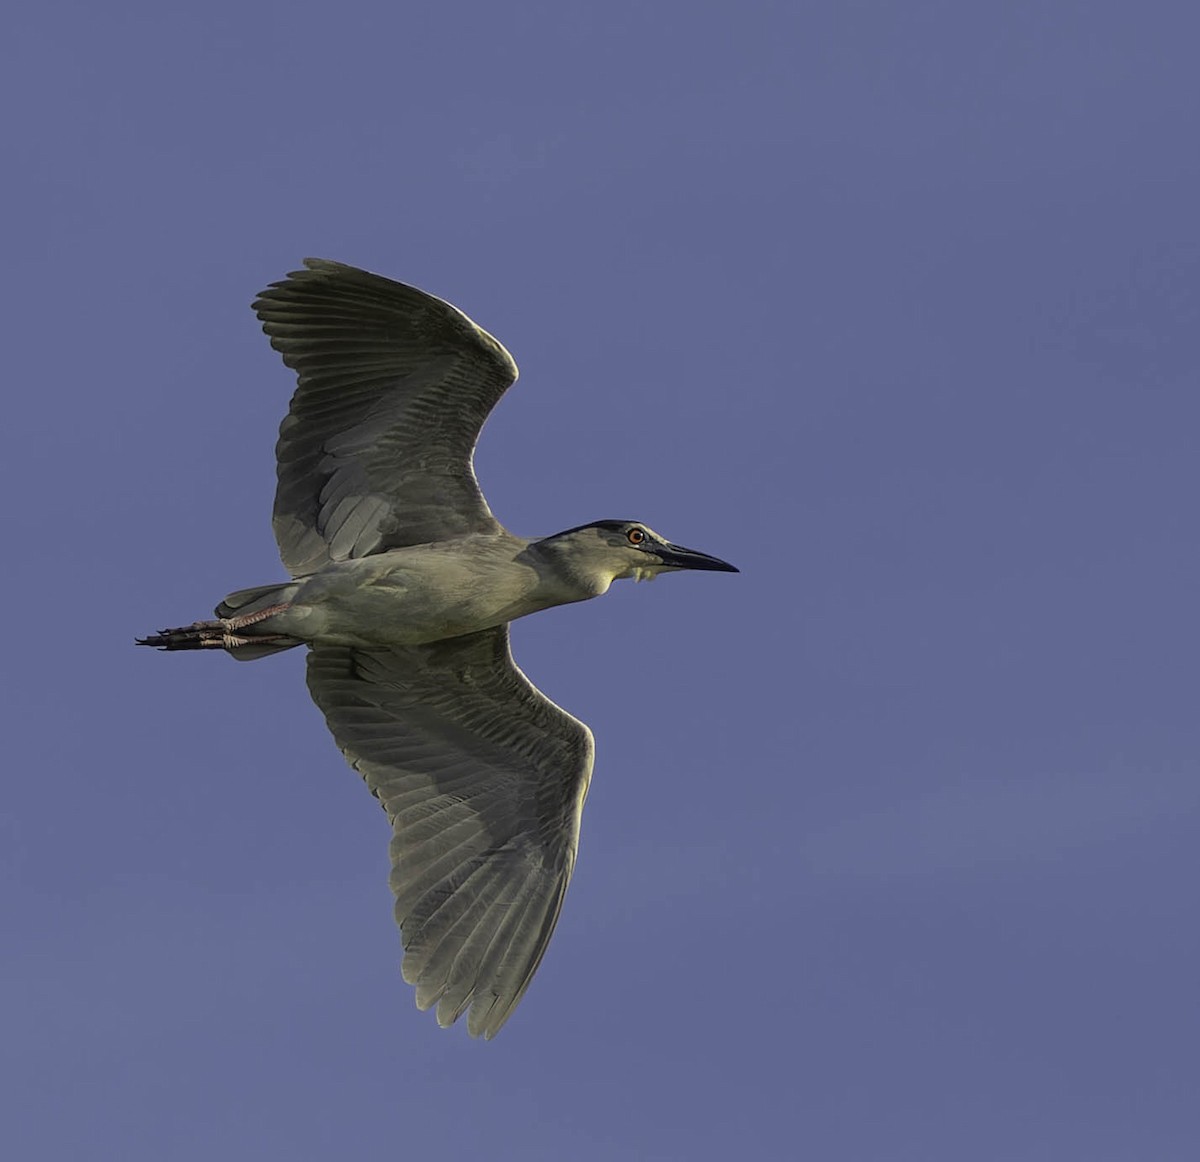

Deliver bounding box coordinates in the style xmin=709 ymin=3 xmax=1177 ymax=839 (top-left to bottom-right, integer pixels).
xmin=306 ymin=627 xmax=595 ymax=1038
xmin=253 ymin=259 xmax=519 ymax=576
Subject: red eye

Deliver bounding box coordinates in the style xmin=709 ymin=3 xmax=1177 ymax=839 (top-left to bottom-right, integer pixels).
xmin=627 ymin=528 xmax=646 ymax=545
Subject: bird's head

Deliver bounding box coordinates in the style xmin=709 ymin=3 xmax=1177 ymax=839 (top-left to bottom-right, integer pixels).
xmin=534 ymin=520 xmax=738 ymax=594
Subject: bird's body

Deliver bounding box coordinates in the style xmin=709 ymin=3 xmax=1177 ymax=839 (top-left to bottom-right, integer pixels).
xmin=259 ymin=534 xmax=550 ymax=647
xmin=228 ymin=528 xmax=632 ymax=649
xmin=139 ymin=260 xmax=735 ymax=1037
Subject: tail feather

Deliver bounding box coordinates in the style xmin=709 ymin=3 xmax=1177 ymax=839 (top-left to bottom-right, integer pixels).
xmin=216 ymin=581 xmax=300 ymax=619
xmin=229 ymin=640 xmax=300 ymax=661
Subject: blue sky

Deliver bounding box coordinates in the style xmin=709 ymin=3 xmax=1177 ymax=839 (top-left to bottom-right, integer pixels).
xmin=4 ymin=2 xmax=1200 ymax=1158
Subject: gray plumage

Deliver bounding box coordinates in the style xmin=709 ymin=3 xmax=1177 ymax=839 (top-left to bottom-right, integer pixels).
xmin=139 ymin=259 xmax=736 ymax=1038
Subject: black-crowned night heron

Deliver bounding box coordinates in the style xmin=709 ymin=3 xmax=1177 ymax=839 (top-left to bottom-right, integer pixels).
xmin=138 ymin=259 xmax=737 ymax=1037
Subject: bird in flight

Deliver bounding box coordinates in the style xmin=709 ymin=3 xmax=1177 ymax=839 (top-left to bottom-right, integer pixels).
xmin=139 ymin=259 xmax=737 ymax=1037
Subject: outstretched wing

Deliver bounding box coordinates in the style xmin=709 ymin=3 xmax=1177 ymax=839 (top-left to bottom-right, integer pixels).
xmin=253 ymin=259 xmax=519 ymax=576
xmin=306 ymin=627 xmax=595 ymax=1038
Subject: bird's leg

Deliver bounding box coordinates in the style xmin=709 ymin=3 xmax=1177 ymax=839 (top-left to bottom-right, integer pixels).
xmin=213 ymin=603 xmax=293 ymax=648
xmin=219 ymin=632 xmax=295 ymax=649
xmin=137 ymin=603 xmax=294 ymax=651
xmin=222 ymin=602 xmax=292 ymax=630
